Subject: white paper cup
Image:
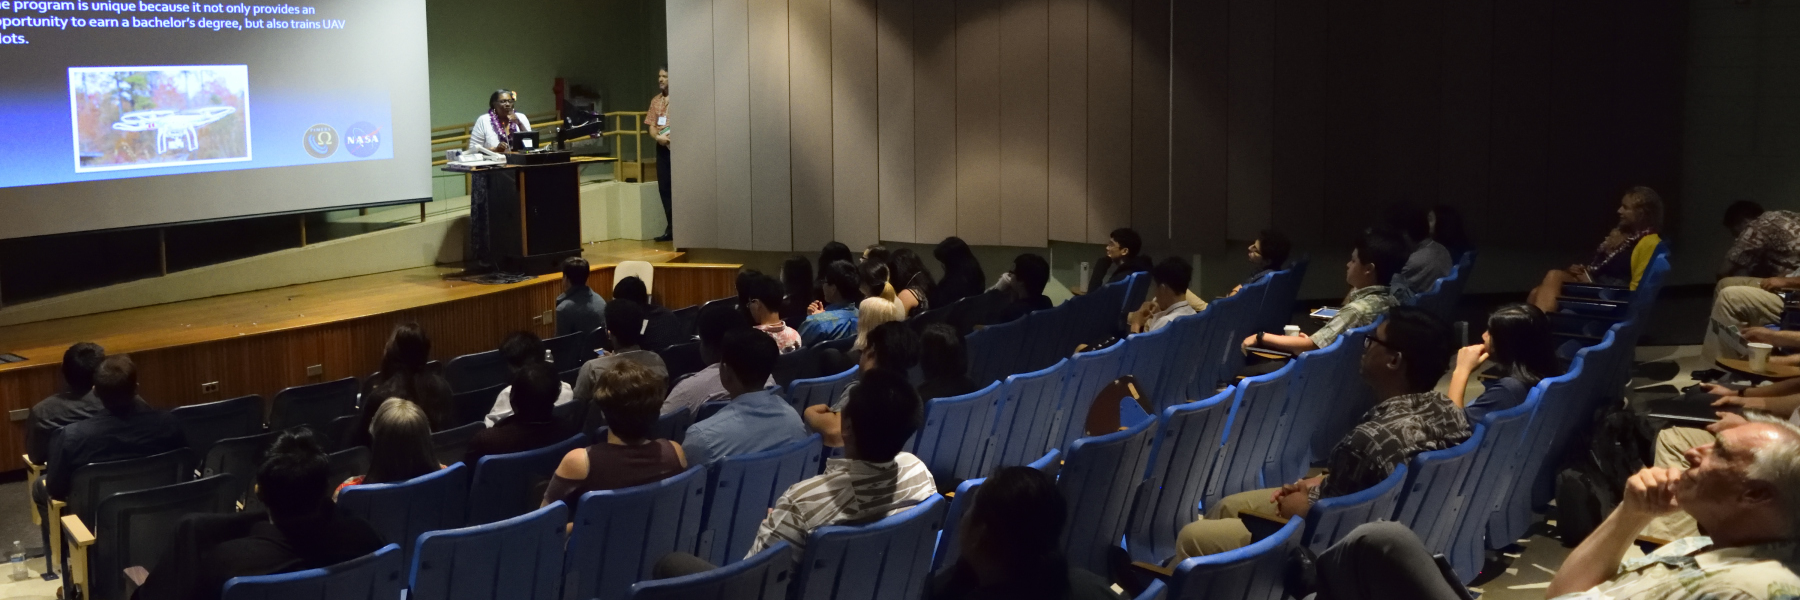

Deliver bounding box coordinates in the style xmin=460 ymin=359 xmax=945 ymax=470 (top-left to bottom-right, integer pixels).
xmin=1284 ymin=325 xmax=1302 ymax=337
xmin=1749 ymin=342 xmax=1774 ymax=372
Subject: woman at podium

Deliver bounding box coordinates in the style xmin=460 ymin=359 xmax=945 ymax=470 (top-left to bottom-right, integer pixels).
xmin=468 ymin=89 xmax=532 ymax=153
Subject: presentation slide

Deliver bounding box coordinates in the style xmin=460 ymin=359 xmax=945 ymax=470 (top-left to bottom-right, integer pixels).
xmin=0 ymin=0 xmax=429 ymax=240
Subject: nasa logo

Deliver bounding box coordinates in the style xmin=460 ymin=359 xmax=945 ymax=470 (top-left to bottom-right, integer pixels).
xmin=344 ymin=121 xmax=382 ymax=158
xmin=302 ymin=124 xmax=338 ymax=158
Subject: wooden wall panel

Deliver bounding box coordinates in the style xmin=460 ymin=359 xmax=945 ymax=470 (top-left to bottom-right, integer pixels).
xmin=1045 ymin=0 xmax=1089 ymax=243
xmin=999 ymin=0 xmax=1050 ymax=248
xmin=913 ymin=0 xmax=958 ymax=244
xmin=1130 ymin=0 xmax=1170 ymax=248
xmin=670 ymin=0 xmax=721 ymax=248
xmin=877 ymin=0 xmax=918 ymax=243
xmin=1225 ymin=0 xmax=1274 ymax=241
xmin=1085 ymin=0 xmax=1133 ymax=244
xmin=832 ymin=0 xmax=881 ymax=249
xmin=1169 ymin=0 xmax=1228 ymax=256
xmin=749 ymin=0 xmax=795 ymax=251
xmin=790 ymin=0 xmax=837 ymax=251
xmin=713 ymin=0 xmax=755 ymax=250
xmin=955 ymin=0 xmax=1003 ymax=246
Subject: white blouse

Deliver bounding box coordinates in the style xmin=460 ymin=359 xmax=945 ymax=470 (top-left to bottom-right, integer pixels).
xmin=467 ymin=112 xmax=532 ymax=153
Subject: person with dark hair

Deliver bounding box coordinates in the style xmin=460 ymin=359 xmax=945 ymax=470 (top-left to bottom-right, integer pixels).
xmin=1129 ymin=257 xmax=1196 ymax=334
xmin=681 ymin=329 xmax=809 ymax=466
xmin=929 ymin=467 xmax=1122 ymax=600
xmin=649 ymin=67 xmax=674 ymax=241
xmin=780 ymin=256 xmax=816 ymax=328
xmin=572 ymin=298 xmax=671 ymax=430
xmin=44 ymin=355 xmax=187 ymax=501
xmin=1526 ymin=187 xmax=1665 ymax=312
xmin=1242 ymin=229 xmax=1291 ymax=289
xmin=1178 ymin=306 xmax=1467 ymax=558
xmin=556 ymin=256 xmax=607 ymax=337
xmin=862 ymin=244 xmax=891 ymax=270
xmin=917 ymin=324 xmax=979 ymax=402
xmin=1388 ymin=203 xmax=1452 ymax=294
xmin=484 ymin=331 xmax=577 ymax=427
xmin=890 ymin=248 xmax=936 ymax=315
xmin=133 ymin=430 xmax=385 ymax=600
xmin=468 ymin=89 xmax=529 ymax=153
xmin=1083 ymin=228 xmax=1152 ymax=294
xmin=816 ymin=241 xmax=855 ymax=299
xmin=993 ymin=253 xmax=1053 ymax=324
xmin=1447 ymin=303 xmax=1562 ymax=423
xmin=466 ymin=363 xmax=578 ymax=465
xmin=611 ymin=276 xmax=687 ymax=351
xmin=806 ymin=322 xmax=922 ymax=448
xmin=799 ymin=260 xmax=864 ymax=347
xmin=740 ymin=271 xmax=802 ymax=353
xmin=1704 ymin=200 xmax=1800 ymax=363
xmin=1428 ymin=204 xmax=1471 ymax=259
xmin=860 ymin=259 xmax=898 ymax=302
xmin=664 ymin=302 xmax=776 ymax=415
xmin=1244 ymin=232 xmax=1406 ymax=356
xmin=352 ymin=323 xmax=454 ymax=447
xmin=27 ymin=342 xmax=111 ymax=465
xmin=931 ymin=237 xmax=987 ymax=308
xmin=545 ymin=361 xmax=687 ymax=508
xmin=338 ymin=399 xmax=440 ymax=495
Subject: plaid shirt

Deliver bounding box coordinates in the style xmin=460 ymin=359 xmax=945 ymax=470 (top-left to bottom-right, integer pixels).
xmin=1553 ymin=537 xmax=1800 ymax=600
xmin=1312 ymin=285 xmax=1398 ymax=349
xmin=747 ymin=453 xmax=938 ymax=561
xmin=645 ymin=93 xmax=669 ymax=133
xmin=1726 ymin=211 xmax=1800 ymax=278
xmin=1316 ymin=391 xmax=1470 ymax=501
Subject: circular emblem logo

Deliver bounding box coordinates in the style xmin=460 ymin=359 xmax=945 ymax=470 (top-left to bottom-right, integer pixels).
xmin=343 ymin=121 xmax=382 ymax=158
xmin=302 ymin=124 xmax=337 ymax=158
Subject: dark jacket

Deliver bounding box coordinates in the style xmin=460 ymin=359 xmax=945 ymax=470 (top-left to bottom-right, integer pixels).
xmin=133 ymin=509 xmax=385 ymax=600
xmin=1088 ymin=254 xmax=1152 ymax=292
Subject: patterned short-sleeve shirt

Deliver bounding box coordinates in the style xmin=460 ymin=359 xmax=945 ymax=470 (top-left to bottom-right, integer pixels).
xmin=1726 ymin=211 xmax=1800 ymax=278
xmin=1316 ymin=391 xmax=1471 ymax=501
xmin=645 ymin=93 xmax=669 ymax=133
xmin=1311 ymin=285 xmax=1399 ymax=350
xmin=747 ymin=453 xmax=938 ymax=561
xmin=1552 ymin=537 xmax=1800 ymax=600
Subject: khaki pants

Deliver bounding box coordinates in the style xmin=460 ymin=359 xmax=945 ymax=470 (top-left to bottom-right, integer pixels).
xmin=1174 ymin=487 xmax=1280 ymax=560
xmin=1640 ymin=427 xmax=1710 ymax=542
xmin=1703 ymin=277 xmax=1785 ymax=363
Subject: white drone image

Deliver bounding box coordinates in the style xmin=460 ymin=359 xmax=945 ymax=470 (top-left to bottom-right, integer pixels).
xmin=70 ymin=65 xmax=252 ymax=173
xmin=111 ymin=107 xmax=239 ymax=154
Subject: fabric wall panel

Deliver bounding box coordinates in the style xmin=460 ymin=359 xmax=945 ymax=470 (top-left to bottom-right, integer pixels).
xmin=955 ymin=0 xmax=1003 ymax=246
xmin=749 ymin=0 xmax=794 ymax=251
xmin=999 ymin=0 xmax=1050 ymax=248
xmin=669 ymin=0 xmax=719 ymax=248
xmin=789 ymin=0 xmax=837 ymax=251
xmin=877 ymin=0 xmax=918 ymax=243
xmin=1085 ymin=0 xmax=1133 ymax=244
xmin=832 ymin=0 xmax=881 ymax=250
xmin=713 ymin=0 xmax=755 ymax=250
xmin=913 ymin=0 xmax=959 ymax=244
xmin=1045 ymin=0 xmax=1090 ymax=243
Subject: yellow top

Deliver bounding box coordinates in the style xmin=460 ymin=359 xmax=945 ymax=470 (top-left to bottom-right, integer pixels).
xmin=1628 ymin=233 xmax=1662 ymax=290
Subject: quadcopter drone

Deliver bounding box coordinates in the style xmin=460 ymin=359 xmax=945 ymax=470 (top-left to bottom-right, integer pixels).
xmin=111 ymin=106 xmax=237 ymax=154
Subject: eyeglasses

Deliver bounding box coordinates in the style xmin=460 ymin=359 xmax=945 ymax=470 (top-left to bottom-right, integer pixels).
xmin=1363 ymin=335 xmax=1402 ymax=360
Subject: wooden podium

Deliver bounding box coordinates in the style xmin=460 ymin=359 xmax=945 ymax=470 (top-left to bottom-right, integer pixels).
xmin=455 ymin=153 xmax=584 ymax=274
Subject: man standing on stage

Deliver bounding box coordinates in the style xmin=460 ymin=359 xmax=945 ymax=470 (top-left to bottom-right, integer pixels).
xmin=648 ymin=68 xmax=673 ymax=242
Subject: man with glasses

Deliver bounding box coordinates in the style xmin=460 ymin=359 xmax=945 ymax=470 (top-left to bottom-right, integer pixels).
xmin=1171 ymin=306 xmax=1471 ymax=559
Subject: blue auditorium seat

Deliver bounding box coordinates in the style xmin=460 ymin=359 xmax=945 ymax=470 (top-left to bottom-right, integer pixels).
xmin=544 ymin=330 xmax=593 ymax=375
xmin=1059 ymin=416 xmax=1157 ymax=575
xmin=968 ymin=316 xmax=1030 ymax=385
xmin=78 ymin=475 xmax=239 ymax=600
xmin=1394 ymin=424 xmax=1486 ymax=561
xmin=445 ymin=348 xmax=512 ymax=393
xmin=989 ymin=360 xmax=1069 ymax=472
xmin=171 ymin=394 xmax=265 ymax=458
xmin=336 ymin=462 xmax=471 ymax=564
xmin=1270 ymin=332 xmax=1360 ymax=484
xmin=1186 ymin=288 xmax=1258 ymax=400
xmin=698 ymin=434 xmax=823 ymax=566
xmin=432 ymin=421 xmax=486 ymax=465
xmin=931 ymin=449 xmax=1060 ymax=571
xmin=269 ymin=377 xmax=358 ymax=436
xmin=1253 ymin=259 xmax=1309 ymax=335
xmin=1054 ymin=341 xmax=1130 ymax=452
xmin=654 ymin=408 xmax=695 ymax=444
xmin=1445 ymin=380 xmax=1541 ymax=582
xmin=628 ymin=542 xmax=795 ymax=600
xmin=1120 ymin=324 xmax=1182 ymax=412
xmin=910 ymin=381 xmax=1004 ymax=488
xmin=1124 ymin=387 xmax=1235 ymax=564
xmin=1301 ymin=463 xmax=1407 ymax=553
xmin=1164 ymin=516 xmax=1305 ymax=600
xmin=1018 ymin=307 xmax=1077 ymax=376
xmin=467 ymin=433 xmax=588 ymax=526
xmin=785 ymin=366 xmax=857 ymax=412
xmin=221 ymin=543 xmax=403 ymax=600
xmin=1306 ymin=319 xmax=1382 ymax=465
xmin=790 ymin=495 xmax=946 ymax=600
xmin=1201 ymin=360 xmax=1298 ymax=511
xmin=410 ymin=501 xmax=567 ymax=600
xmin=1410 ymin=263 xmax=1462 ymax=323
xmin=451 ymin=384 xmax=506 ymax=429
xmin=564 ymin=466 xmax=709 ymax=600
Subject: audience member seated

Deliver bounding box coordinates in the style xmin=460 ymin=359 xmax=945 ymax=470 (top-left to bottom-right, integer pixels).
xmin=611 ymin=276 xmax=688 ymax=351
xmin=993 ymin=253 xmax=1053 ymax=324
xmin=806 ymin=322 xmax=922 ymax=448
xmin=862 ymin=244 xmax=890 ymax=267
xmin=555 ymin=256 xmax=607 ymax=337
xmin=1391 ymin=204 xmax=1453 ymax=294
xmin=1648 ymin=376 xmax=1800 ymax=540
xmin=860 ymin=258 xmax=899 ymax=302
xmin=1236 ymin=229 xmax=1291 ymax=294
xmin=1082 ymin=227 xmax=1151 ymax=294
xmin=739 ymin=270 xmax=802 ymax=354
xmin=337 ymin=398 xmax=441 ymax=496
xmin=932 ymin=236 xmax=987 ymax=308
xmin=352 ymin=322 xmax=454 ymax=447
xmin=813 ymin=241 xmax=855 ymax=304
xmin=484 ymin=331 xmax=577 ymax=427
xmin=1243 ymin=231 xmax=1407 ymax=357
xmin=780 ymin=256 xmax=815 ymax=329
xmin=917 ymin=324 xmax=980 ymax=402
xmin=544 ymin=362 xmax=687 ymax=508
xmin=27 ymin=342 xmax=109 ymax=466
xmin=1177 ymin=307 xmax=1467 ymax=559
xmin=928 ymin=466 xmax=1122 ymax=600
xmin=652 ymin=368 xmax=935 ymax=575
xmin=1427 ymin=204 xmax=1472 ymax=259
xmin=465 ymin=363 xmax=578 ymax=466
xmin=1446 ymin=303 xmax=1562 ymax=423
xmin=664 ymin=302 xmax=774 ymax=415
xmin=681 ymin=329 xmax=809 ymax=466
xmin=572 ymin=298 xmax=670 ymax=430
xmin=1128 ymin=257 xmax=1196 ymax=334
xmin=133 ymin=430 xmax=385 ymax=600
xmin=1525 ymin=186 xmax=1664 ymax=313
xmin=891 ymin=248 xmax=936 ymax=316
xmin=42 ymin=355 xmax=186 ymax=503
xmin=1704 ymin=201 xmax=1800 ymax=362
xmin=799 ymin=260 xmax=865 ymax=347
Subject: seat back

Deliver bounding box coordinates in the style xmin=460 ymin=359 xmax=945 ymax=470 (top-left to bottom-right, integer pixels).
xmin=432 ymin=421 xmax=486 ymax=466
xmin=221 ymin=543 xmax=404 ymax=600
xmin=931 ymin=449 xmax=1060 ymax=571
xmin=1121 ymin=272 xmax=1153 ymax=315
xmin=1120 ymin=325 xmax=1182 ymax=413
xmin=1202 ymin=360 xmax=1298 ymax=510
xmin=1057 ymin=287 xmax=1119 ymax=350
xmin=445 ymin=349 xmax=512 ymax=394
xmin=544 ymin=330 xmax=593 ymax=375
xmin=1254 ymin=259 xmax=1309 ymax=335
xmin=1491 ymin=350 xmax=1596 ymax=547
xmin=617 ymin=260 xmax=656 ymax=294
xmin=1271 ymin=333 xmax=1360 ymax=485
xmin=171 ymin=394 xmax=265 ymax=457
xmin=1307 ymin=318 xmax=1382 ymax=463
xmin=1054 ymin=341 xmax=1131 ymax=452
xmin=468 ymin=433 xmax=589 ymax=526
xmin=1446 ymin=385 xmax=1539 ymax=582
xmin=91 ymin=475 xmax=238 ymax=600
xmin=410 ymin=501 xmax=568 ymax=600
xmin=269 ymin=377 xmax=359 ymax=435
xmin=658 ymin=342 xmax=708 ymax=384
xmin=1187 ymin=289 xmax=1258 ymax=399
xmin=1302 ymin=463 xmax=1407 ymax=553
xmin=699 ymin=435 xmax=824 ymax=566
xmin=564 ymin=466 xmax=709 ymax=600
xmin=655 ymin=409 xmax=695 ymax=444
xmin=1084 ymin=274 xmax=1132 ymax=342
xmin=785 ymin=366 xmax=858 ymax=413
xmin=791 ymin=495 xmax=946 ymax=600
xmin=1058 ymin=417 xmax=1157 ymax=575
xmin=968 ymin=316 xmax=1031 ymax=385
xmin=1394 ymin=424 xmax=1485 ymax=559
xmin=327 ymin=446 xmax=370 ymax=495
xmin=989 ymin=360 xmax=1070 ymax=471
xmin=1167 ymin=516 xmax=1304 ymax=600
xmin=450 ymin=384 xmax=506 ymax=429
xmin=337 ymin=463 xmax=472 ymax=564
xmin=1124 ymin=387 xmax=1235 ymax=564
xmin=69 ymin=448 xmax=196 ymax=526
xmin=1410 ymin=263 xmax=1460 ymax=322
xmin=909 ymin=381 xmax=1003 ymax=487
xmin=203 ymin=431 xmax=280 ymax=510
xmin=628 ymin=542 xmax=796 ymax=600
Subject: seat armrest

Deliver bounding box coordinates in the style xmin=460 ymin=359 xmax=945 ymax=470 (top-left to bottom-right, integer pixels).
xmin=23 ymin=456 xmax=43 ymax=527
xmin=1556 ymin=295 xmax=1630 ymax=307
xmin=1546 ymin=311 xmax=1627 ymax=325
xmin=1246 ymin=347 xmax=1294 ymax=361
xmin=48 ymin=499 xmax=66 ymax=576
xmin=60 ymin=514 xmax=93 ymax=597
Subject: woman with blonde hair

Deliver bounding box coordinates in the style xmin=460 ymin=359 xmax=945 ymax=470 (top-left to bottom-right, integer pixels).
xmin=336 ymin=398 xmax=441 ymax=496
xmin=853 ymin=297 xmax=906 ymax=352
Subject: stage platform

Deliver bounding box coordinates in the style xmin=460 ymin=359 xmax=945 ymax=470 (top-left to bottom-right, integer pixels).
xmin=0 ymin=240 xmax=738 ymax=472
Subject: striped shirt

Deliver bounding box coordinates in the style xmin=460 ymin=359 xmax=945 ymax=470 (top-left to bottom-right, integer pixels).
xmin=746 ymin=452 xmax=938 ymax=560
